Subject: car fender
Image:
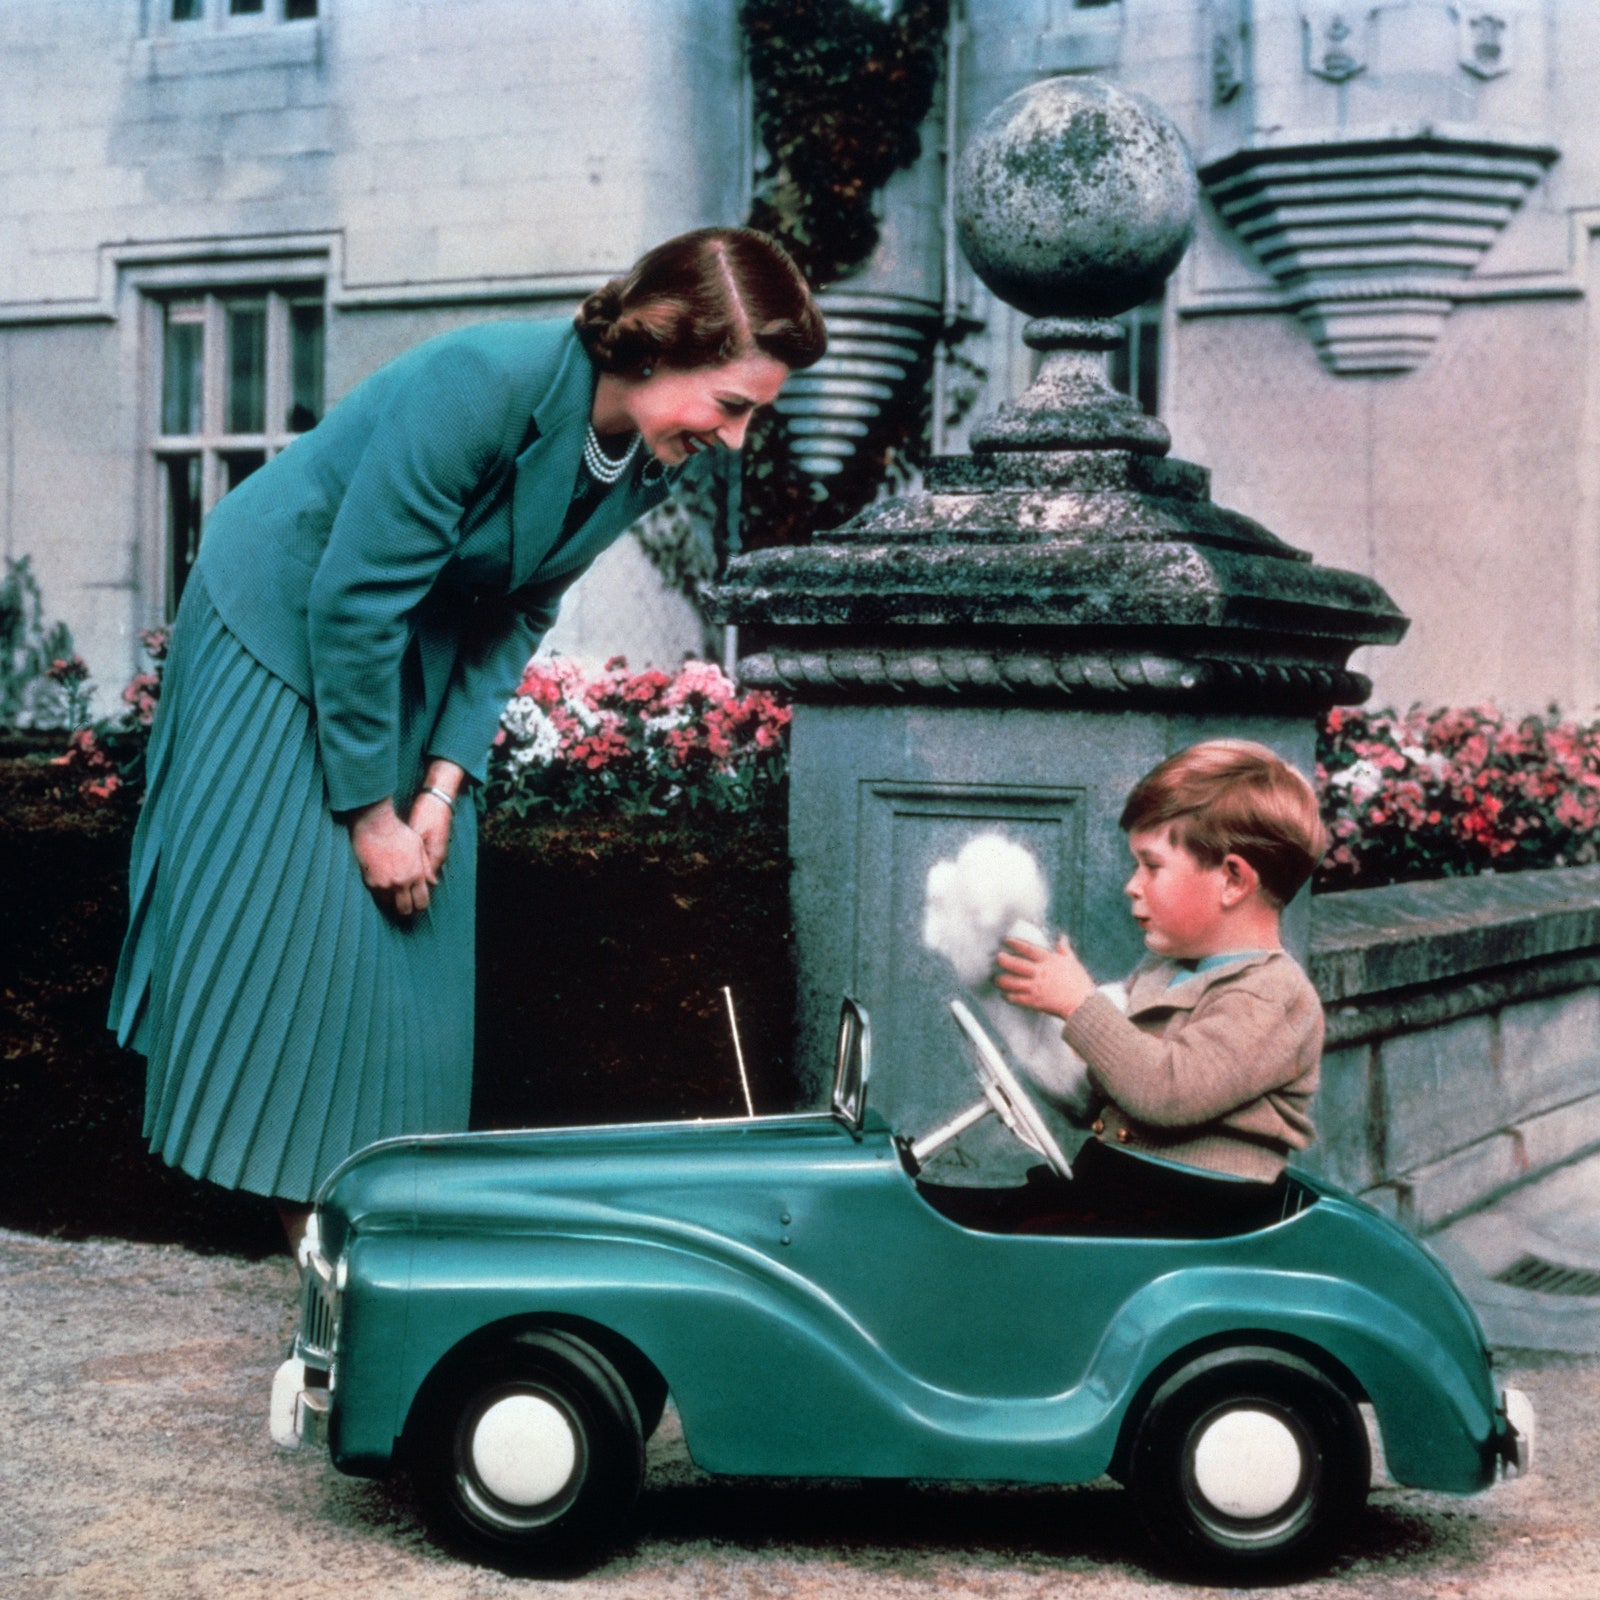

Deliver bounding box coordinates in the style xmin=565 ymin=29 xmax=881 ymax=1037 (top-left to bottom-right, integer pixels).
xmin=325 ymin=1230 xmax=414 ymax=1474
xmin=1089 ymin=1265 xmax=1498 ymax=1493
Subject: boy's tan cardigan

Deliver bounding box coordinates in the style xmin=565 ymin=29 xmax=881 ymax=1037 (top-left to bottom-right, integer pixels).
xmin=1059 ymin=950 xmax=1322 ymax=1183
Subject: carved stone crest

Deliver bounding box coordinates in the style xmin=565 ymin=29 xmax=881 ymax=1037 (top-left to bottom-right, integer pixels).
xmin=1302 ymin=6 xmax=1370 ymax=84
xmin=1209 ymin=0 xmax=1247 ymax=105
xmin=1454 ymin=7 xmax=1511 ymax=79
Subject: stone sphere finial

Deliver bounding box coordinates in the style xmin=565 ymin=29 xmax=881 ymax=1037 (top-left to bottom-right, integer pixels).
xmin=956 ymin=77 xmax=1198 ymax=320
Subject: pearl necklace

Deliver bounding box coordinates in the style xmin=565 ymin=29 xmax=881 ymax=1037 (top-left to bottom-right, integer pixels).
xmin=583 ymin=425 xmax=641 ymax=485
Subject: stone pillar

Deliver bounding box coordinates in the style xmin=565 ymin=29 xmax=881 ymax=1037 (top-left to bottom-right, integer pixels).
xmin=708 ymin=77 xmax=1408 ymax=1180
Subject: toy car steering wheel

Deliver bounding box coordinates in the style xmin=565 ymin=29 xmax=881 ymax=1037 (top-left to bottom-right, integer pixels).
xmin=942 ymin=997 xmax=1075 ymax=1179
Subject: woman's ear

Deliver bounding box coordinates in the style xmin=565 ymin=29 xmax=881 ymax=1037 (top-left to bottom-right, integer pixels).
xmin=1219 ymin=853 xmax=1260 ymax=908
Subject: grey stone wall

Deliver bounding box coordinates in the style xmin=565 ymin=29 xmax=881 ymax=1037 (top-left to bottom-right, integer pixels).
xmin=1 ymin=0 xmax=744 ymax=694
xmin=1305 ymin=866 xmax=1600 ymax=1231
xmin=9 ymin=0 xmax=1600 ymax=718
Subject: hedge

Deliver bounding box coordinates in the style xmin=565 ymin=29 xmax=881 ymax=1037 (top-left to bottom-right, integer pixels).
xmin=0 ymin=759 xmax=795 ymax=1255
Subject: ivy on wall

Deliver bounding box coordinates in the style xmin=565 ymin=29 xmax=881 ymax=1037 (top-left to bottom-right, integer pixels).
xmin=742 ymin=0 xmax=949 ymax=284
xmin=633 ymin=1 xmax=949 ymax=593
xmin=737 ymin=0 xmax=950 ymax=551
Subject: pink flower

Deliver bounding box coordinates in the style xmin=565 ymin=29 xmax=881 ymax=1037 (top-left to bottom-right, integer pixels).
xmin=666 ymin=660 xmax=736 ymax=708
xmin=121 ymin=671 xmax=161 ymax=726
xmin=45 ymin=654 xmax=90 ymax=686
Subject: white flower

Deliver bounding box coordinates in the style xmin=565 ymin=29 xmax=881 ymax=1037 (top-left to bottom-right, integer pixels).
xmin=563 ymin=690 xmax=601 ymax=732
xmin=501 ymin=700 xmax=562 ymax=767
xmin=1330 ymin=757 xmax=1384 ymax=805
xmin=1396 ymin=743 xmax=1449 ymax=781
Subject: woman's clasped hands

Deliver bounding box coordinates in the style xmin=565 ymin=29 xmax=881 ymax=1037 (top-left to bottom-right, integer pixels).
xmin=348 ymin=761 xmax=463 ymax=918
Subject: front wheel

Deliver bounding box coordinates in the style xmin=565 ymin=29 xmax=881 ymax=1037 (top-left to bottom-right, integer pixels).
xmin=410 ymin=1328 xmax=644 ymax=1572
xmin=1126 ymin=1346 xmax=1370 ymax=1579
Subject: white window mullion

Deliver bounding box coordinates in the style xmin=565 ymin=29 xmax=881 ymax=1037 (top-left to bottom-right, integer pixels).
xmin=267 ymin=289 xmax=291 ymax=449
xmin=149 ymin=273 xmax=326 ymax=616
xmin=201 ymin=294 xmax=227 ymax=513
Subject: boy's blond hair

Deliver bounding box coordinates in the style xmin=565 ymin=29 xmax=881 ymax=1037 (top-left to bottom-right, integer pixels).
xmin=1119 ymin=739 xmax=1328 ymax=908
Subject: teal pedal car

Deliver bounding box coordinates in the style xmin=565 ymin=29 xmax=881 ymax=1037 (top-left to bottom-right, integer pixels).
xmin=271 ymin=997 xmax=1532 ymax=1580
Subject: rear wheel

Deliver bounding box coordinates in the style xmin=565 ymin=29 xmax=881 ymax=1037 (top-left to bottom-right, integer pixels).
xmin=411 ymin=1328 xmax=643 ymax=1572
xmin=1127 ymin=1347 xmax=1369 ymax=1579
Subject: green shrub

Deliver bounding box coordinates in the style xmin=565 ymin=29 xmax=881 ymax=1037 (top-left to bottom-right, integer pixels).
xmin=0 ymin=555 xmax=77 ymax=729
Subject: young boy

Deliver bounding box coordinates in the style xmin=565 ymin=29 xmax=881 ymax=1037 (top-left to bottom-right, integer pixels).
xmin=994 ymin=739 xmax=1328 ymax=1237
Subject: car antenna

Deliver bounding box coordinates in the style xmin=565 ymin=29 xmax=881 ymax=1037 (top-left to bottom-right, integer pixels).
xmin=722 ymin=985 xmax=755 ymax=1116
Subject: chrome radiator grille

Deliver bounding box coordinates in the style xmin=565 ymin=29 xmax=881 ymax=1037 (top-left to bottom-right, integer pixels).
xmin=294 ymin=1246 xmax=340 ymax=1369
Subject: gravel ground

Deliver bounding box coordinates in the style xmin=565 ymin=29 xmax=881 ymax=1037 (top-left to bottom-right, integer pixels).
xmin=4 ymin=1226 xmax=1597 ymax=1600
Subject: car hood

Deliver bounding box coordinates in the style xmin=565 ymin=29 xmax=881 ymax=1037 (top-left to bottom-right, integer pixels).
xmin=315 ymin=1110 xmax=881 ymax=1258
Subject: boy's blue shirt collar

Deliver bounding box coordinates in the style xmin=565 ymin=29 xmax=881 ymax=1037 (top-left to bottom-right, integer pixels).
xmin=1167 ymin=949 xmax=1276 ymax=986
xmin=1124 ymin=948 xmax=1290 ymax=1018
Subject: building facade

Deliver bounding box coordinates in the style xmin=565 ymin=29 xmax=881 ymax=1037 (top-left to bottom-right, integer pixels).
xmin=1 ymin=0 xmax=749 ymax=695
xmin=945 ymin=0 xmax=1600 ymax=716
xmin=3 ymin=0 xmax=1597 ymax=715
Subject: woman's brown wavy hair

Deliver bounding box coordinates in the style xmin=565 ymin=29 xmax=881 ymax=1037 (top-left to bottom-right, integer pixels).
xmin=575 ymin=227 xmax=826 ymax=377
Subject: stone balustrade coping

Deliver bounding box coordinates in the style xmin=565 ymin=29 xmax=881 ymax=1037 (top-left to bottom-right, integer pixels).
xmin=1311 ymin=865 xmax=1600 ymax=1006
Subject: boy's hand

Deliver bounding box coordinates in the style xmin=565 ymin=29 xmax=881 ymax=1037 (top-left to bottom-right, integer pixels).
xmin=995 ymin=934 xmax=1097 ymax=1020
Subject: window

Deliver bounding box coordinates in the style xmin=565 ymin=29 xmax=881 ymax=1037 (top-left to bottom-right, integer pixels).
xmin=1109 ymin=297 xmax=1162 ymax=417
xmin=165 ymin=0 xmax=317 ymax=26
xmin=154 ymin=290 xmax=324 ymax=612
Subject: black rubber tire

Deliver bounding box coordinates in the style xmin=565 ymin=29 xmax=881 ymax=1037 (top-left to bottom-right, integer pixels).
xmin=584 ymin=1330 xmax=668 ymax=1441
xmin=410 ymin=1328 xmax=644 ymax=1573
xmin=1126 ymin=1346 xmax=1370 ymax=1580
xmin=626 ymin=1364 xmax=670 ymax=1442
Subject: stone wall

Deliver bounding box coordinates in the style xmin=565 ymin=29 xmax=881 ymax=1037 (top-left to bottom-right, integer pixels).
xmin=9 ymin=0 xmax=1600 ymax=718
xmin=1305 ymin=866 xmax=1600 ymax=1232
xmin=0 ymin=0 xmax=742 ymax=692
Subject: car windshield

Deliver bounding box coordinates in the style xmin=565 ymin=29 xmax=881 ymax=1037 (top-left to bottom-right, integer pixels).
xmin=831 ymin=998 xmax=870 ymax=1131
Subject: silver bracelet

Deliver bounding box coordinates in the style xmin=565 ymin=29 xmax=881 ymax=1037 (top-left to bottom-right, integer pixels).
xmin=424 ymin=785 xmax=457 ymax=812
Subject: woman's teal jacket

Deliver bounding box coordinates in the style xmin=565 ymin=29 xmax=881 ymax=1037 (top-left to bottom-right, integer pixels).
xmin=196 ymin=318 xmax=674 ymax=813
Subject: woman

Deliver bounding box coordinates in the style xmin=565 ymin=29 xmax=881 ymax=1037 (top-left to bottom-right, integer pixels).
xmin=109 ymin=227 xmax=825 ymax=1248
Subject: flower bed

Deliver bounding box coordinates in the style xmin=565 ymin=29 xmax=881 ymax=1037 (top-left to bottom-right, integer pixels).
xmin=47 ymin=634 xmax=1600 ymax=895
xmin=17 ymin=650 xmax=1600 ymax=1247
xmin=1316 ymin=705 xmax=1600 ymax=891
xmin=486 ymin=655 xmax=789 ymax=820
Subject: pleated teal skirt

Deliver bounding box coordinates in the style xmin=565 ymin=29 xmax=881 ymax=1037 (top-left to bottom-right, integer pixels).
xmin=110 ymin=571 xmax=477 ymax=1203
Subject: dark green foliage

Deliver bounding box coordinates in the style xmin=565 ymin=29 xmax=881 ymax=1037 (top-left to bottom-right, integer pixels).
xmin=473 ymin=813 xmax=798 ymax=1133
xmin=736 ymin=0 xmax=949 ymax=552
xmin=0 ymin=556 xmax=75 ymax=728
xmin=742 ymin=0 xmax=949 ymax=284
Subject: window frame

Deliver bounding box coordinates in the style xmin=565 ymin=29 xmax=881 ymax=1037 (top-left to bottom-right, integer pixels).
xmin=143 ymin=280 xmax=327 ymax=618
xmin=1109 ymin=295 xmax=1164 ymax=419
xmin=152 ymin=0 xmax=319 ymax=35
